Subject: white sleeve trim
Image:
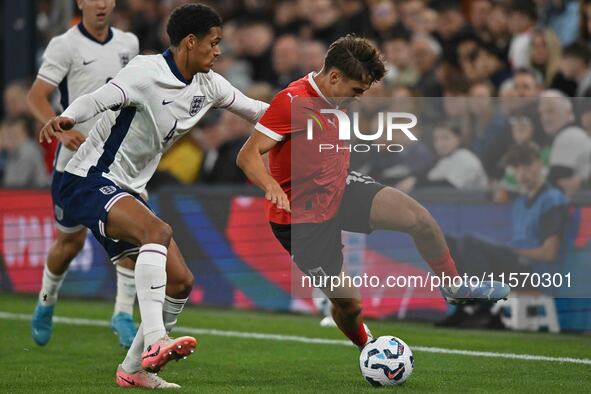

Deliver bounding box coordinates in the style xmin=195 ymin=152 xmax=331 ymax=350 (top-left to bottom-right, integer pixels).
xmin=255 ymin=122 xmax=285 ymax=141
xmin=37 ymin=73 xmax=60 ymax=87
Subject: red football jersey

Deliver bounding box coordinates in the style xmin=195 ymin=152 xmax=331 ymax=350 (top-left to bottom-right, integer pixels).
xmin=255 ymin=72 xmax=350 ymax=224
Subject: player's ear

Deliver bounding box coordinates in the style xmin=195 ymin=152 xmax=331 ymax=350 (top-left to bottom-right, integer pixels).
xmin=329 ymin=69 xmax=342 ymax=85
xmin=77 ymin=0 xmax=83 ymax=10
xmin=186 ymin=35 xmax=196 ymax=50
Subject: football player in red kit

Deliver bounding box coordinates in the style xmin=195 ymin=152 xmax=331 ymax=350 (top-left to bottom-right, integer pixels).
xmin=237 ymin=35 xmax=509 ymax=350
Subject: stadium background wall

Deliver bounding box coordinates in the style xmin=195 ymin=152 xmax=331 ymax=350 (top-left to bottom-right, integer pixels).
xmin=1 ymin=187 xmax=590 ymax=331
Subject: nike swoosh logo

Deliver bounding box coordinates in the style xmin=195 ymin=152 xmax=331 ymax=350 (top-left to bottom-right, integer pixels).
xmin=162 ymin=99 xmax=174 ymax=105
xmin=142 ymin=345 xmax=161 ymax=359
xmin=118 ymin=375 xmax=135 ymax=386
xmin=150 ymin=284 xmax=165 ymax=290
xmin=82 ymin=59 xmax=96 ymax=66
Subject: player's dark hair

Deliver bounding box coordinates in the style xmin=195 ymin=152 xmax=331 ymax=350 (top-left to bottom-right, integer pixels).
xmin=166 ymin=3 xmax=223 ymax=46
xmin=323 ymin=35 xmax=386 ymax=84
xmin=503 ymin=142 xmax=541 ymax=167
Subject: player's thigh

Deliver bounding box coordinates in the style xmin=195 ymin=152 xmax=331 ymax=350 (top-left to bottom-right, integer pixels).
xmin=105 ymin=195 xmax=172 ymax=247
xmin=369 ymin=186 xmax=429 ymax=232
xmin=54 ymin=226 xmax=87 ymax=250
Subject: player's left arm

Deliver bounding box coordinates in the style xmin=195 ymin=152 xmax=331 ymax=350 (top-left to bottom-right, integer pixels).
xmin=212 ymin=72 xmax=268 ymax=123
xmin=514 ymin=205 xmax=568 ymax=263
xmin=237 ymin=131 xmax=290 ymax=212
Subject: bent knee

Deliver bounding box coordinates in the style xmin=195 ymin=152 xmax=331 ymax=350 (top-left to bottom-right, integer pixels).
xmin=335 ymin=298 xmax=362 ymax=319
xmin=56 ymin=232 xmax=86 ymax=258
xmin=410 ymin=206 xmax=434 ymax=236
xmin=142 ymin=221 xmax=173 ymax=246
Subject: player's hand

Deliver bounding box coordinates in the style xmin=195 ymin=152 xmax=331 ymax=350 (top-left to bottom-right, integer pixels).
xmin=39 ymin=116 xmax=76 ymax=144
xmin=57 ymin=129 xmax=86 ymax=150
xmin=265 ymin=183 xmax=291 ymax=212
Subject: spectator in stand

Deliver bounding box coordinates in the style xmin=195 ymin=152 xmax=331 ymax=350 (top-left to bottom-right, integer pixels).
xmin=234 ymin=18 xmax=276 ymax=84
xmin=539 ymin=90 xmax=591 ymax=195
xmin=399 ymin=0 xmax=426 ymax=34
xmin=1 ymin=116 xmax=49 ymax=188
xmin=304 ymin=0 xmax=346 ymax=47
xmin=382 ymin=30 xmax=418 ymax=89
xmin=425 ymin=122 xmax=489 ymax=191
xmin=559 ymin=42 xmax=591 ymax=97
xmin=508 ymin=0 xmax=537 ymax=69
xmin=469 ymin=0 xmax=493 ymax=40
xmin=411 ymin=33 xmax=443 ymax=97
xmin=514 ymin=67 xmax=543 ymax=98
xmin=529 ymin=28 xmax=562 ymax=88
xmin=581 ymin=0 xmax=591 ymax=45
xmin=485 ymin=1 xmax=511 ymax=54
xmin=498 ymin=107 xmax=550 ymax=196
xmin=433 ymin=0 xmax=473 ymax=61
xmin=367 ymin=0 xmax=403 ymax=45
xmin=4 ymin=80 xmax=31 ymax=118
xmin=538 ymin=0 xmax=580 ymax=46
xmin=199 ymin=111 xmax=249 ymax=184
xmin=271 ymin=34 xmax=303 ymax=89
xmin=299 ymin=40 xmax=326 ymax=74
xmin=468 ymin=81 xmax=509 ymax=160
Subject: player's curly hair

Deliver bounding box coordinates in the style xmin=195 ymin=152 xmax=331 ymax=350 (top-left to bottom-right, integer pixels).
xmin=323 ymin=35 xmax=386 ymax=84
xmin=166 ymin=3 xmax=223 ymax=46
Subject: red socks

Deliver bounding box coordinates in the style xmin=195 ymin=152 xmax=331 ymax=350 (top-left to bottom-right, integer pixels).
xmin=344 ymin=321 xmax=368 ymax=348
xmin=426 ymin=248 xmax=459 ymax=278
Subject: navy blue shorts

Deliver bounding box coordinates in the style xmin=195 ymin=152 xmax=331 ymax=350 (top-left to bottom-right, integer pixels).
xmin=51 ymin=171 xmax=85 ymax=233
xmin=58 ymin=171 xmax=147 ymax=263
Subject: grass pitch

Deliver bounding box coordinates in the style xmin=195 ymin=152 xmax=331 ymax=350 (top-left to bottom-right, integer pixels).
xmin=1 ymin=294 xmax=590 ymax=393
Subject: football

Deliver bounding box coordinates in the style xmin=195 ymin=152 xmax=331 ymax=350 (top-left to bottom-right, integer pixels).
xmin=359 ymin=336 xmax=414 ymax=387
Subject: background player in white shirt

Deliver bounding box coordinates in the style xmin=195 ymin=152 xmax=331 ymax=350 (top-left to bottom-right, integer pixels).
xmin=27 ymin=0 xmax=139 ymax=348
xmin=39 ymin=4 xmax=268 ymax=388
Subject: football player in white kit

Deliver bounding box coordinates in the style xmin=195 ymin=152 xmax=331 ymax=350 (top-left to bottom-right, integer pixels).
xmin=27 ymin=0 xmax=140 ymax=348
xmin=39 ymin=4 xmax=269 ymax=388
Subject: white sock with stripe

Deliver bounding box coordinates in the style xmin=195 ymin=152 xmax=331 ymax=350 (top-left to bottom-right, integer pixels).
xmin=134 ymin=243 xmax=167 ymax=349
xmin=114 ymin=265 xmax=136 ymax=316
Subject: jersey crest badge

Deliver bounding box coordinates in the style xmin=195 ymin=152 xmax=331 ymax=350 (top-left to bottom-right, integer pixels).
xmin=99 ymin=186 xmax=117 ymax=195
xmin=190 ymin=96 xmax=205 ymax=116
xmin=119 ymin=53 xmax=130 ymax=67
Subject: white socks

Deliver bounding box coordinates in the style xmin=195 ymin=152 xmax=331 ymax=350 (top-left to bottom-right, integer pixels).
xmin=114 ymin=265 xmax=136 ymax=316
xmin=121 ymin=295 xmax=188 ymax=373
xmin=163 ymin=295 xmax=188 ymax=333
xmin=135 ymin=243 xmax=167 ymax=348
xmin=38 ymin=265 xmax=66 ymax=306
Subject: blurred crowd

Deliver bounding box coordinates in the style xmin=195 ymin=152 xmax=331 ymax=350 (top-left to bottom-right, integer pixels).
xmin=3 ymin=0 xmax=591 ymax=198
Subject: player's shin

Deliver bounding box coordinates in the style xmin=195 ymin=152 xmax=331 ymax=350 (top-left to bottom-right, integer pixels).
xmin=114 ymin=264 xmax=136 ymax=315
xmin=135 ymin=244 xmax=167 ymax=347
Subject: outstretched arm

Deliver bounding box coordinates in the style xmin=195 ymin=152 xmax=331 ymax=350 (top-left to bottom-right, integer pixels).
xmin=38 ymin=83 xmax=126 ymax=144
xmin=236 ymin=131 xmax=290 ymax=212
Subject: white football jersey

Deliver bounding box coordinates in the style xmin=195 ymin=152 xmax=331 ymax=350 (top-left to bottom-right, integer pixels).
xmin=63 ymin=49 xmax=268 ymax=194
xmin=37 ymin=23 xmax=139 ymax=172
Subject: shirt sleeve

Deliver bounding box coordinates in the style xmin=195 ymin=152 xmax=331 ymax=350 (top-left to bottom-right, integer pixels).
xmin=539 ymin=205 xmax=568 ymax=241
xmin=254 ymin=91 xmax=297 ymax=142
xmin=61 ymin=83 xmax=126 ymax=124
xmin=107 ymin=60 xmax=150 ymax=108
xmin=37 ymin=35 xmax=72 ymax=87
xmin=211 ymin=72 xmax=268 ymax=124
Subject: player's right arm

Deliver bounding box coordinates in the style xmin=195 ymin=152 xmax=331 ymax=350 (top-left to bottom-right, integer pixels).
xmin=39 ymin=60 xmax=147 ymax=144
xmin=237 ymin=131 xmax=290 ymax=212
xmin=28 ymin=35 xmax=86 ymax=150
